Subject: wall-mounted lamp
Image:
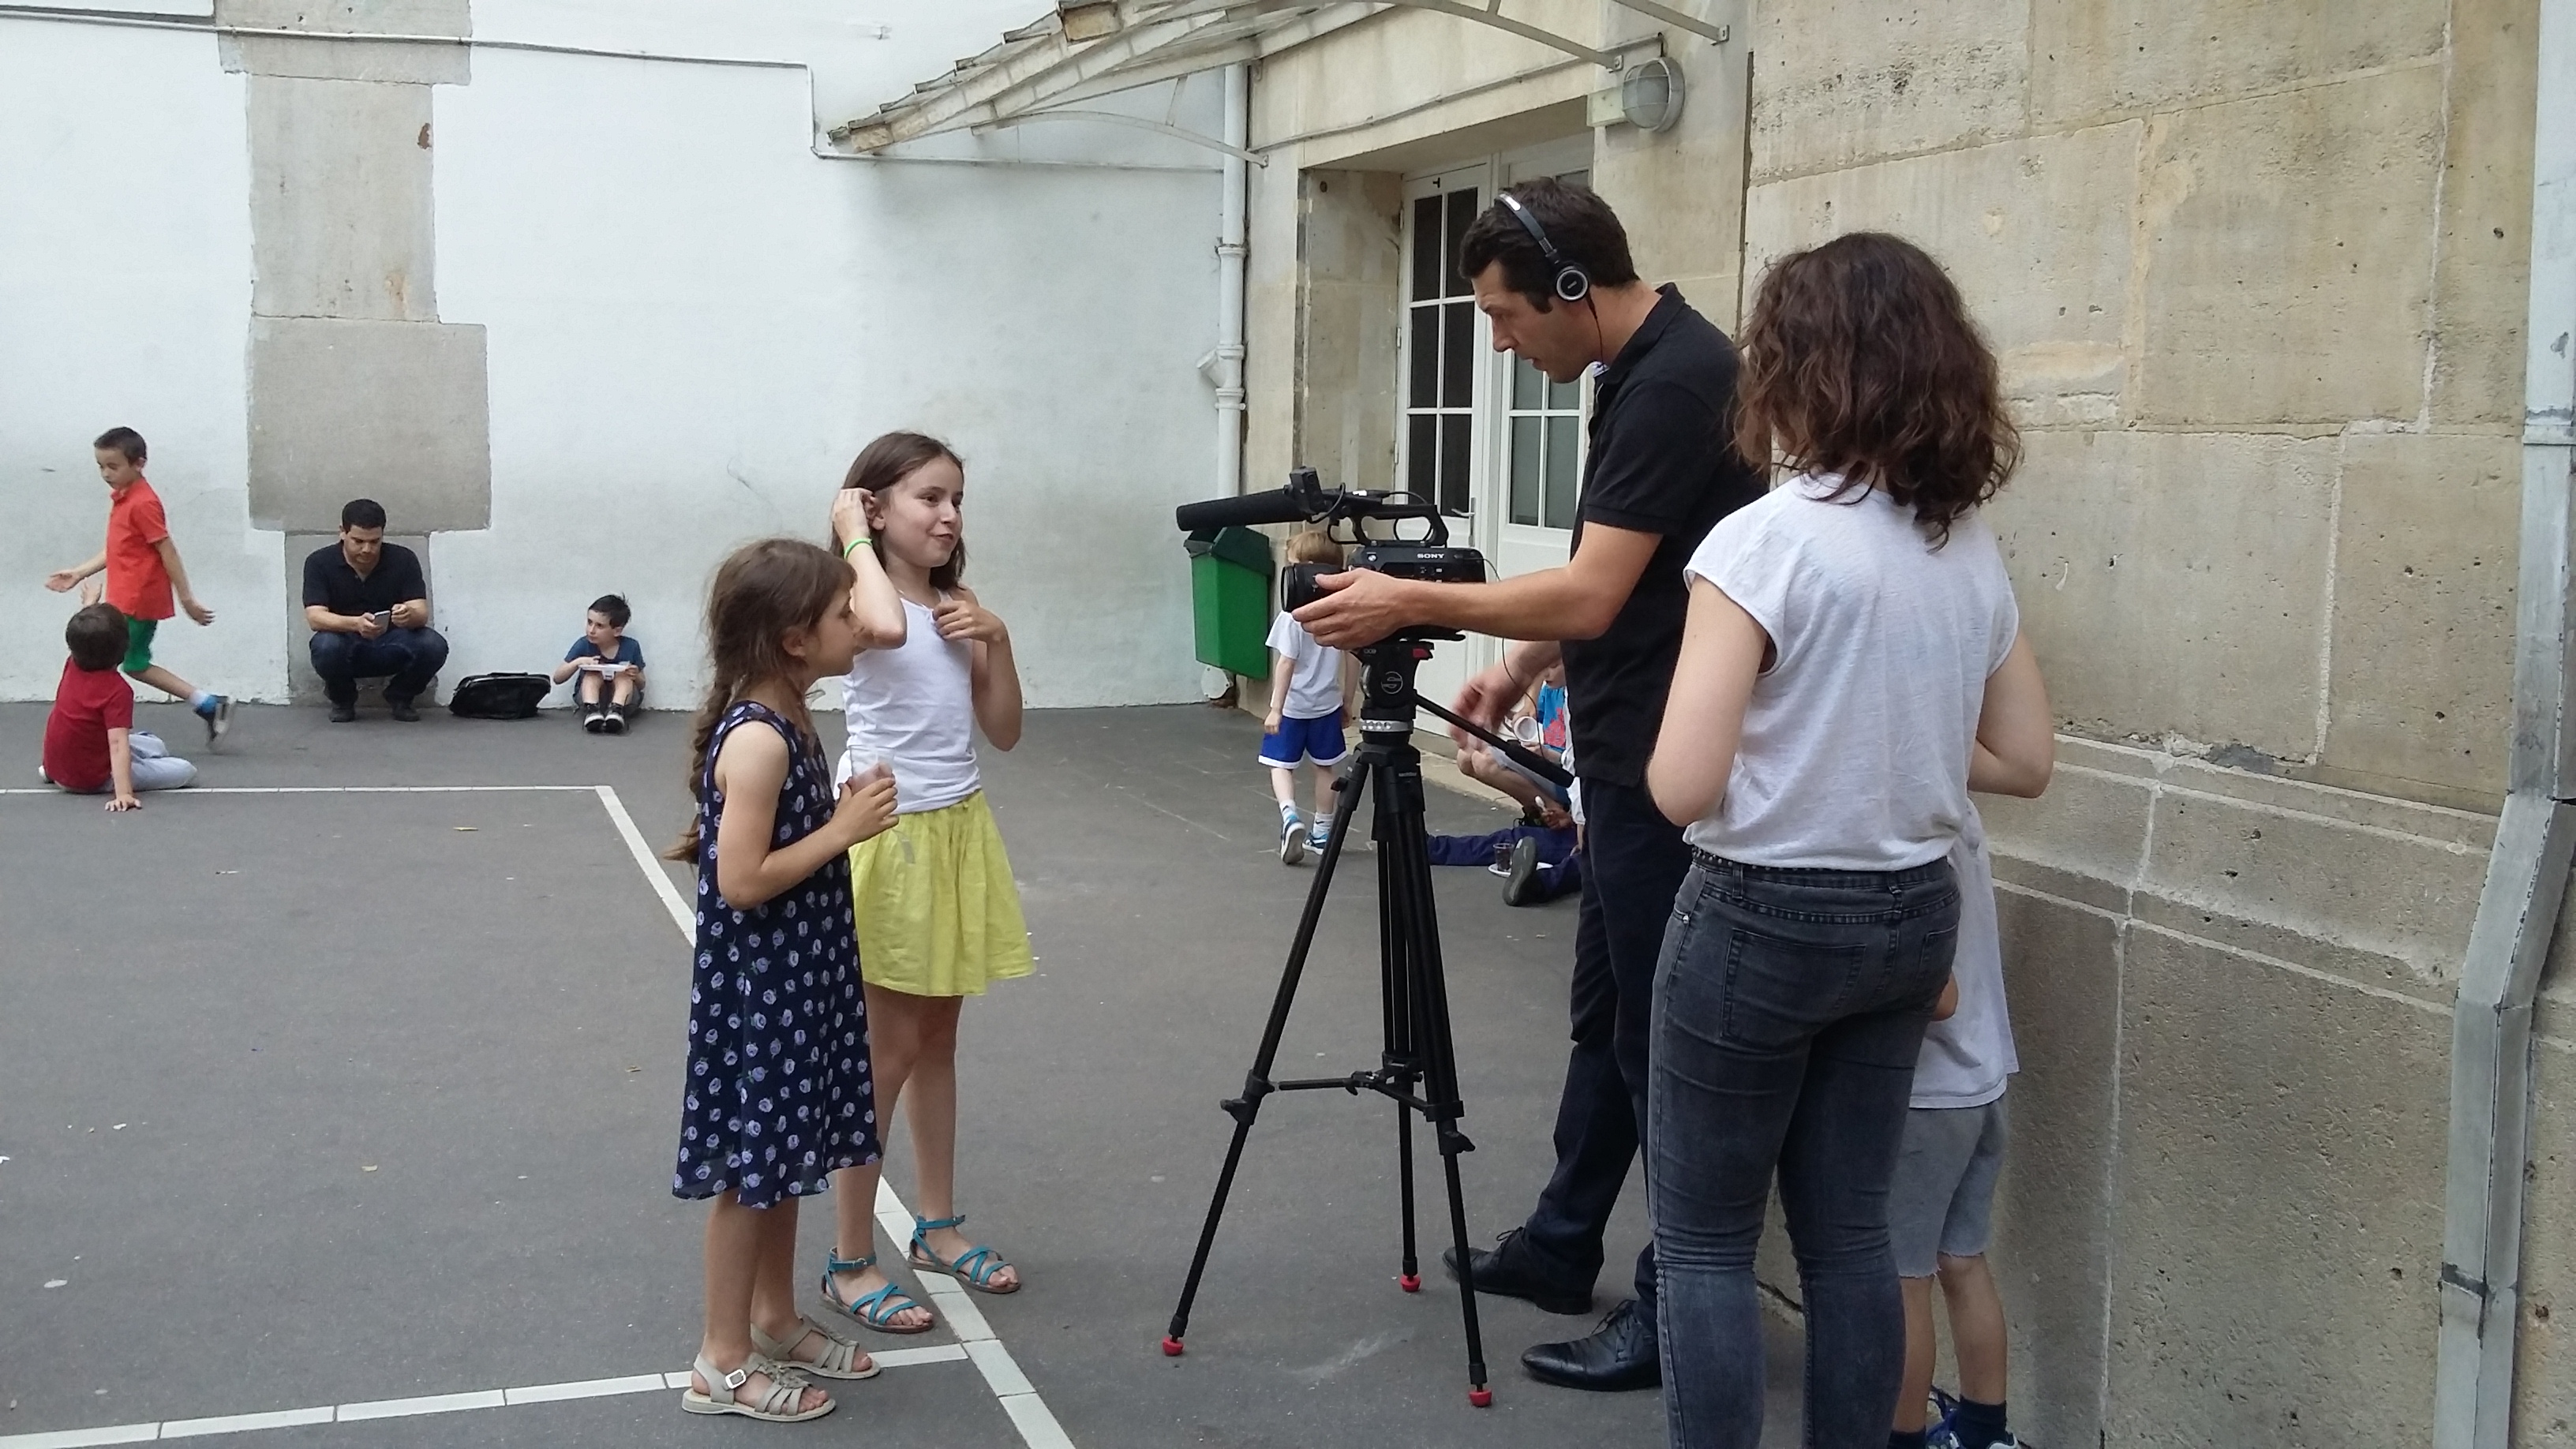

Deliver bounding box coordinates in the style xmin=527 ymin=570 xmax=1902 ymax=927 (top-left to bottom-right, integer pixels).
xmin=1588 ymin=55 xmax=1686 ymax=133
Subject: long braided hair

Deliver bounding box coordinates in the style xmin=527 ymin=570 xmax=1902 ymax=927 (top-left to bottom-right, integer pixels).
xmin=665 ymin=537 xmax=852 ymax=861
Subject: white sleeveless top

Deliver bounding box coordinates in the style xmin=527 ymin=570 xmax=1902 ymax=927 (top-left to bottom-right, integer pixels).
xmin=1679 ymin=475 xmax=2020 ymax=871
xmin=838 ymin=594 xmax=981 ymax=814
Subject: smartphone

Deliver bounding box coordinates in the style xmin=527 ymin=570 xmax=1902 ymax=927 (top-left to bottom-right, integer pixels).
xmin=369 ymin=610 xmax=394 ymax=629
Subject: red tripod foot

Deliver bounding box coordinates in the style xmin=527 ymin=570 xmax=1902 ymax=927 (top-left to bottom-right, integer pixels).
xmin=1160 ymin=1336 xmax=1186 ymax=1357
xmin=1399 ymin=1274 xmax=1421 ymax=1293
xmin=1468 ymin=1387 xmax=1494 ymax=1408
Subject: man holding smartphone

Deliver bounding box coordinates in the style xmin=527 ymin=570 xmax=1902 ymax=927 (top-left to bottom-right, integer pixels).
xmin=302 ymin=497 xmax=447 ymax=722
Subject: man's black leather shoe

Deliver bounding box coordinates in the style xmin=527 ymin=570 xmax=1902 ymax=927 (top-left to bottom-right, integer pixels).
xmin=1521 ymin=1298 xmax=1661 ymax=1391
xmin=328 ymin=700 xmax=358 ymax=723
xmin=388 ymin=697 xmax=421 ymax=722
xmin=1440 ymin=1227 xmax=1593 ymax=1315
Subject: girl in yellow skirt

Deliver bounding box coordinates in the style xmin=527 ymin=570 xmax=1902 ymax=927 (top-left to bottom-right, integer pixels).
xmin=818 ymin=431 xmax=1032 ymax=1334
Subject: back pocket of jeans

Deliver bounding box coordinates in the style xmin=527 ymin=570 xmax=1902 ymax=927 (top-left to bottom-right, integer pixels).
xmin=1906 ymin=925 xmax=1960 ymax=1014
xmin=1720 ymin=926 xmax=1867 ymax=1052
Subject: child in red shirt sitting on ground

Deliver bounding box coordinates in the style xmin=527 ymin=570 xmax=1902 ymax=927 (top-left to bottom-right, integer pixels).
xmin=40 ymin=604 xmax=198 ymax=810
xmin=43 ymin=427 xmax=233 ymax=745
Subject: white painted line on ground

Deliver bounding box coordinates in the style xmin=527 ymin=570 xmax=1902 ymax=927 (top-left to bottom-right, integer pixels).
xmin=335 ymin=1389 xmax=507 ymax=1421
xmin=965 ymin=1339 xmax=1035 ymax=1396
xmin=499 ymin=1373 xmax=669 ymax=1406
xmin=594 ymin=784 xmax=694 ymax=933
xmin=0 ymin=1428 xmax=158 ymax=1448
xmin=1001 ymin=1393 xmax=1082 ymax=1449
xmin=871 ymin=1343 xmax=974 ymax=1368
xmin=159 ymin=1407 xmax=335 ymax=1438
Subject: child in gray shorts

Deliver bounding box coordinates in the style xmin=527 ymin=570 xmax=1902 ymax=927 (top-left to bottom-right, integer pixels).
xmin=1889 ymin=812 xmax=2018 ymax=1449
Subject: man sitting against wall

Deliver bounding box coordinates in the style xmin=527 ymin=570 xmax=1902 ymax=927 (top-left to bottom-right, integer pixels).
xmin=302 ymin=498 xmax=447 ymax=722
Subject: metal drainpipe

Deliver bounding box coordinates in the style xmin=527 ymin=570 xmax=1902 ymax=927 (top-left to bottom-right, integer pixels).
xmin=1214 ymin=62 xmax=1251 ymax=498
xmin=2434 ymin=2 xmax=2576 ymax=1444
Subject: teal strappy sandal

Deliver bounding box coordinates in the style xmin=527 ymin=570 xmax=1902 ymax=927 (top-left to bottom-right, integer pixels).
xmin=908 ymin=1214 xmax=1020 ymax=1294
xmin=818 ymin=1250 xmax=935 ymax=1334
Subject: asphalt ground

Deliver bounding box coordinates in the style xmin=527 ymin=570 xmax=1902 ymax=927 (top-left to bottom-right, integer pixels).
xmin=0 ymin=698 xmax=1799 ymax=1447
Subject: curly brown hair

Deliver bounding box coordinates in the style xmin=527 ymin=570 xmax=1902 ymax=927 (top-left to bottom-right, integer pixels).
xmin=1734 ymin=232 xmax=2019 ymax=545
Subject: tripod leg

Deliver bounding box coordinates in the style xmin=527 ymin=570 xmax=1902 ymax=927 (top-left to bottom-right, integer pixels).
xmin=1381 ymin=823 xmax=1423 ymax=1293
xmin=1166 ymin=757 xmax=1379 ymax=1354
xmin=1397 ymin=1088 xmax=1421 ymax=1292
xmin=1380 ymin=760 xmax=1494 ymax=1403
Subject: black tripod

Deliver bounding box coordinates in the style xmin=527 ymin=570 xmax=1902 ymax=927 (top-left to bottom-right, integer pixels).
xmin=1163 ymin=631 xmax=1565 ymax=1407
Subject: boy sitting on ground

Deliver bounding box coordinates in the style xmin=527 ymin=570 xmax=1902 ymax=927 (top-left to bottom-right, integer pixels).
xmin=1889 ymin=811 xmax=2020 ymax=1449
xmin=41 ymin=603 xmax=197 ymax=810
xmin=552 ymin=593 xmax=646 ymax=734
xmin=1426 ymin=664 xmax=1580 ymax=906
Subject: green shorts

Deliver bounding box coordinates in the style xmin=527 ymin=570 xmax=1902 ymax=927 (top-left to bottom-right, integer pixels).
xmin=123 ymin=616 xmax=158 ymax=674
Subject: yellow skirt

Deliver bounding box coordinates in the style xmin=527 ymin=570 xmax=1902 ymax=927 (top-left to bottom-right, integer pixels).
xmin=848 ymin=792 xmax=1034 ymax=998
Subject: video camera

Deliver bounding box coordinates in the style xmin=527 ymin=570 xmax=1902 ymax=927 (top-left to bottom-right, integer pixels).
xmin=1175 ymin=467 xmax=1486 ymax=615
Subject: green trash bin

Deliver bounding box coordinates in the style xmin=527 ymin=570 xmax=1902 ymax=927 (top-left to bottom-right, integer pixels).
xmin=1185 ymin=526 xmax=1273 ymax=679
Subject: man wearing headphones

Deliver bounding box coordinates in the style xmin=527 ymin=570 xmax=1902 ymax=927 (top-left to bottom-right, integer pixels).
xmin=1297 ymin=177 xmax=1762 ymax=1392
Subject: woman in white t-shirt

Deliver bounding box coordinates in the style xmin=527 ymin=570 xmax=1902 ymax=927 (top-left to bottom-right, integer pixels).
xmin=1640 ymin=233 xmax=2055 ymax=1449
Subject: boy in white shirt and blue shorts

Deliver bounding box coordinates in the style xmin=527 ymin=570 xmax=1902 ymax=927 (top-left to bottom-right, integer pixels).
xmin=1889 ymin=809 xmax=2020 ymax=1449
xmin=1261 ymin=529 xmax=1354 ymax=865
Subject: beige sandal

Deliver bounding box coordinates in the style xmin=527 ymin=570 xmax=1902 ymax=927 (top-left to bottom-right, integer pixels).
xmin=680 ymin=1352 xmax=834 ymax=1423
xmin=752 ymin=1318 xmax=879 ymax=1380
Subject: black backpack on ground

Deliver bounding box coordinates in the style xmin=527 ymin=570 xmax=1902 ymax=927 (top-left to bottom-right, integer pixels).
xmin=447 ymin=672 xmax=552 ymax=720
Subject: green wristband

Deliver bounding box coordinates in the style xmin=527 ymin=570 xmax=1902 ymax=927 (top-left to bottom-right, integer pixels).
xmin=842 ymin=537 xmax=871 ymax=558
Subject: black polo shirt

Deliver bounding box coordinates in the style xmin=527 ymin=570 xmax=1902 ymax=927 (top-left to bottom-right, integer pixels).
xmin=303 ymin=542 xmax=428 ymax=617
xmin=1561 ymin=285 xmax=1763 ymax=788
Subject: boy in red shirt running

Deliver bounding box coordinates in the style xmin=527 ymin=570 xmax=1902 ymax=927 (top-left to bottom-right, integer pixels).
xmin=41 ymin=604 xmax=199 ymax=808
xmin=44 ymin=427 xmax=232 ymax=744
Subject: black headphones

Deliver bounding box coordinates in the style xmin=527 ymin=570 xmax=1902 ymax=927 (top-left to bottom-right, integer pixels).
xmin=1496 ymin=192 xmax=1590 ymax=304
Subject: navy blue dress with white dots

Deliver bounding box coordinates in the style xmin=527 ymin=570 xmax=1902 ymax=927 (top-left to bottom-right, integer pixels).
xmin=672 ymin=701 xmax=879 ymax=1208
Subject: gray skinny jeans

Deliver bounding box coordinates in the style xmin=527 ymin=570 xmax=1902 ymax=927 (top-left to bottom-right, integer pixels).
xmin=1649 ymin=852 xmax=1957 ymax=1449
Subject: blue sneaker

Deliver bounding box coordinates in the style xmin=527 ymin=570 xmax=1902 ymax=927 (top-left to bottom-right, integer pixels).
xmin=1279 ymin=814 xmax=1306 ymax=866
xmin=196 ymin=694 xmax=233 ymax=746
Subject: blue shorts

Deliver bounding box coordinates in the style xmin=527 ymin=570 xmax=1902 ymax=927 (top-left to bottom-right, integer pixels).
xmin=1260 ymin=709 xmax=1347 ymax=769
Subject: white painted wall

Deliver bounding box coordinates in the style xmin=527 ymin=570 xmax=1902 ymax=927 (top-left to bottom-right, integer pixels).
xmin=473 ymin=0 xmax=1046 ymax=132
xmin=0 ymin=21 xmax=286 ymax=704
xmin=429 ymin=43 xmax=1224 ymax=708
xmin=0 ymin=4 xmax=1226 ymax=711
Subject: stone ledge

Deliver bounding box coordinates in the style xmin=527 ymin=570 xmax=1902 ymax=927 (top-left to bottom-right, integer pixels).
xmin=220 ymin=32 xmax=469 ymax=85
xmin=1988 ymin=745 xmax=2490 ymax=986
xmin=2049 ymin=734 xmax=2497 ymax=846
xmin=215 ymin=0 xmax=470 ymax=37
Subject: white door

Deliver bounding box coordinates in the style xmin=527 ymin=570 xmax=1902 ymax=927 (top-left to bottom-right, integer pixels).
xmin=1395 ymin=140 xmax=1593 ymax=728
xmin=1396 ymin=163 xmax=1493 ymax=717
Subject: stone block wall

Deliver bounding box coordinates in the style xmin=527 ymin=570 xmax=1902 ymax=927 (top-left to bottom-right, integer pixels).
xmin=219 ymin=0 xmax=489 ymax=702
xmin=1241 ymin=0 xmax=2551 ymax=1433
xmin=1743 ymin=1 xmax=2548 ymax=1440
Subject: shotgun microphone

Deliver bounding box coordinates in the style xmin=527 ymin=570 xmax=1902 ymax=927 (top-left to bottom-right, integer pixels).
xmin=1174 ymin=487 xmax=1312 ymax=531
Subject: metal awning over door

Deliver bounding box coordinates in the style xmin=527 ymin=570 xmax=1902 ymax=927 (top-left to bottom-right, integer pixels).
xmin=831 ymin=0 xmax=1728 ymax=157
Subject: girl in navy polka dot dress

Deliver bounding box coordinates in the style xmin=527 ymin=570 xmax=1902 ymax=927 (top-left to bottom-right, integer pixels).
xmin=665 ymin=520 xmax=908 ymax=1425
